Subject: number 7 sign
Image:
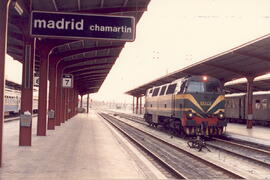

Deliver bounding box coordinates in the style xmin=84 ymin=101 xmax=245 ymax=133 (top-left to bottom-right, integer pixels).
xmin=62 ymin=74 xmax=73 ymax=88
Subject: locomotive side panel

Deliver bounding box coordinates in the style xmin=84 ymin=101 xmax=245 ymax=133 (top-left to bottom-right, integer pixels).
xmin=156 ymin=95 xmax=174 ymax=117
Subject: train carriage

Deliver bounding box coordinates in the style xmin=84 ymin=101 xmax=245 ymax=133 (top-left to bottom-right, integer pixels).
xmin=144 ymin=75 xmax=227 ymax=136
xmin=4 ymin=88 xmax=21 ymax=116
xmin=225 ymin=92 xmax=270 ymax=125
xmin=4 ymin=85 xmax=39 ymax=116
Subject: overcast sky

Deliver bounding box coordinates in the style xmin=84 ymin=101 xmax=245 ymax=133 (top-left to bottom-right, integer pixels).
xmin=6 ymin=0 xmax=270 ymax=103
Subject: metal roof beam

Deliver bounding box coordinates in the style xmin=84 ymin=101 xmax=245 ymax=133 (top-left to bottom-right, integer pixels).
xmin=79 ymin=83 xmax=102 ymax=89
xmin=7 ymin=49 xmax=23 ymax=56
xmin=67 ymin=63 xmax=113 ymax=74
xmin=54 ymin=45 xmax=123 ymax=57
xmin=52 ymin=0 xmax=58 ymax=11
xmin=80 ymin=79 xmax=103 ymax=83
xmin=74 ymin=68 xmax=111 ymax=77
xmin=100 ymin=0 xmax=104 ymax=7
xmin=234 ymin=51 xmax=270 ymax=63
xmin=73 ymin=67 xmax=112 ymax=76
xmin=75 ymin=73 xmax=106 ymax=79
xmin=62 ymin=55 xmax=116 ymax=67
xmin=75 ymin=71 xmax=109 ymax=78
xmin=76 ymin=77 xmax=104 ymax=82
xmin=123 ymin=0 xmax=129 ymax=7
xmin=65 ymin=59 xmax=115 ymax=70
xmin=78 ymin=7 xmax=147 ymax=14
xmin=77 ymin=0 xmax=81 ymax=10
xmin=75 ymin=73 xmax=108 ymax=80
xmin=7 ymin=43 xmax=23 ymax=50
xmin=8 ymin=32 xmax=23 ymax=41
xmin=203 ymin=62 xmax=254 ymax=77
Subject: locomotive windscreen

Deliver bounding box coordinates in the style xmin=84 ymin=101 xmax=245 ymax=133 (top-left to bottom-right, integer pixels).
xmin=186 ymin=80 xmax=222 ymax=93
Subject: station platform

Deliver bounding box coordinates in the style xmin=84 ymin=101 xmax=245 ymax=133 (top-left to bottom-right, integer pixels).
xmin=225 ymin=123 xmax=270 ymax=146
xmin=0 ymin=111 xmax=164 ymax=180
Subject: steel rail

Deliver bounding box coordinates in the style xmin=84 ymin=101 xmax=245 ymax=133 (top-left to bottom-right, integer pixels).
xmin=99 ymin=112 xmax=244 ymax=179
xmin=206 ymin=137 xmax=270 ymax=167
xmin=99 ymin=112 xmax=187 ymax=179
xmin=110 ymin=111 xmax=270 ymax=169
xmin=4 ymin=114 xmax=38 ymax=122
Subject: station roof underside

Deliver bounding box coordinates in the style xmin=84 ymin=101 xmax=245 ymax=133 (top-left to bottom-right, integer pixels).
xmin=225 ymin=77 xmax=270 ymax=93
xmin=7 ymin=0 xmax=150 ymax=95
xmin=126 ymin=34 xmax=270 ymax=97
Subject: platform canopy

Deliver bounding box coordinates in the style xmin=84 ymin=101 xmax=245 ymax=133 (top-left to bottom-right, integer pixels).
xmin=126 ymin=34 xmax=270 ymax=97
xmin=225 ymin=76 xmax=270 ymax=93
xmin=7 ymin=0 xmax=151 ymax=95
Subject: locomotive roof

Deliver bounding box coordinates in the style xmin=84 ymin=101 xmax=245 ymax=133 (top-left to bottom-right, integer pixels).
xmin=147 ymin=75 xmax=219 ymax=91
xmin=126 ymin=34 xmax=270 ymax=97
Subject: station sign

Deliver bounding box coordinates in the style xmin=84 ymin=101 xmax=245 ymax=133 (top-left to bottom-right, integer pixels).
xmin=30 ymin=11 xmax=135 ymax=41
xmin=62 ymin=74 xmax=73 ymax=88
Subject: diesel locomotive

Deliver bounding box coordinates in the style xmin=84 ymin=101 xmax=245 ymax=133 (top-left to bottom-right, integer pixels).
xmin=144 ymin=75 xmax=227 ymax=136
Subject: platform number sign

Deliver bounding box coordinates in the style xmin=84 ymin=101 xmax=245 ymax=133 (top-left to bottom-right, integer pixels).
xmin=62 ymin=74 xmax=73 ymax=88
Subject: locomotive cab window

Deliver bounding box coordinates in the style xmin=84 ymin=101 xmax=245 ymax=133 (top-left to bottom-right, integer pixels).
xmin=147 ymin=89 xmax=153 ymax=96
xmin=186 ymin=81 xmax=204 ymax=93
xmin=186 ymin=80 xmax=222 ymax=93
xmin=205 ymin=81 xmax=222 ymax=93
xmin=159 ymin=86 xmax=167 ymax=96
xmin=152 ymin=87 xmax=160 ymax=96
xmin=166 ymin=84 xmax=176 ymax=94
xmin=180 ymin=81 xmax=187 ymax=93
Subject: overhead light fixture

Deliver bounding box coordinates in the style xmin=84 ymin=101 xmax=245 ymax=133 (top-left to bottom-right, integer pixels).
xmin=14 ymin=2 xmax=23 ymax=16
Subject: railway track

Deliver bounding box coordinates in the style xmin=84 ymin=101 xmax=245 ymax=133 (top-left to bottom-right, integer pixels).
xmin=111 ymin=112 xmax=148 ymax=126
xmin=99 ymin=112 xmax=244 ymax=179
xmin=206 ymin=137 xmax=270 ymax=167
xmin=110 ymin=111 xmax=270 ymax=169
xmin=4 ymin=114 xmax=38 ymax=122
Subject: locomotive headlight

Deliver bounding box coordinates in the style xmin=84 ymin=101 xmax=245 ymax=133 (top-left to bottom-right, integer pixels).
xmin=218 ymin=112 xmax=225 ymax=120
xmin=186 ymin=111 xmax=193 ymax=119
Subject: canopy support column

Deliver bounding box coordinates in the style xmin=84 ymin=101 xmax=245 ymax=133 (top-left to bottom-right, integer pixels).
xmin=80 ymin=95 xmax=83 ymax=108
xmin=72 ymin=89 xmax=76 ymax=117
xmin=136 ymin=97 xmax=139 ymax=114
xmin=55 ymin=65 xmax=63 ymax=125
xmin=139 ymin=97 xmax=142 ymax=114
xmin=66 ymin=89 xmax=70 ymax=120
xmin=75 ymin=91 xmax=79 ymax=115
xmin=0 ymin=0 xmax=10 ymax=167
xmin=37 ymin=41 xmax=51 ymax=136
xmin=246 ymin=77 xmax=254 ymax=129
xmin=19 ymin=38 xmax=35 ymax=146
xmin=69 ymin=88 xmax=73 ymax=119
xmin=87 ymin=94 xmax=89 ymax=113
xmin=64 ymin=89 xmax=68 ymax=121
xmin=132 ymin=96 xmax=135 ymax=113
xmin=60 ymin=88 xmax=65 ymax=123
xmin=48 ymin=56 xmax=57 ymax=130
